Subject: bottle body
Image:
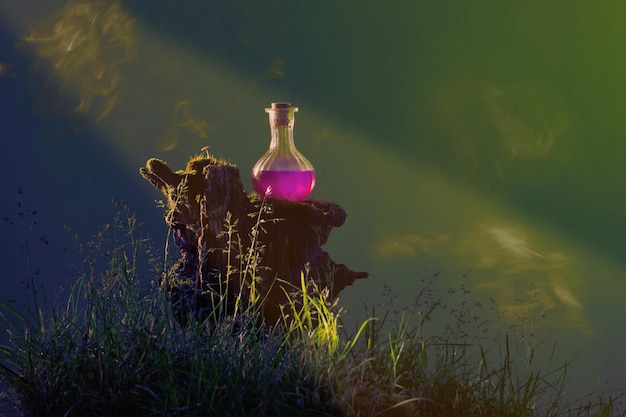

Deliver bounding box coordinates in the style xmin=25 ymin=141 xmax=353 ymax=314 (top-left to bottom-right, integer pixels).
xmin=251 ymin=103 xmax=315 ymax=200
xmin=252 ymin=169 xmax=315 ymax=200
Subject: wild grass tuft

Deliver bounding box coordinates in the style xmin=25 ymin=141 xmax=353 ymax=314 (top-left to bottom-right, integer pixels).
xmin=1 ymin=201 xmax=624 ymax=416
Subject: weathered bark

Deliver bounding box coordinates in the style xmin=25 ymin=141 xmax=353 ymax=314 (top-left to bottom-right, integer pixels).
xmin=139 ymin=154 xmax=367 ymax=325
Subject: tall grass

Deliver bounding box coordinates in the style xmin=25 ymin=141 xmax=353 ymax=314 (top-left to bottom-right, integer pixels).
xmin=1 ymin=202 xmax=624 ymax=416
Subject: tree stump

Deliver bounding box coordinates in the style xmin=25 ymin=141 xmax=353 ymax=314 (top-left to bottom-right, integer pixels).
xmin=139 ymin=154 xmax=368 ymax=325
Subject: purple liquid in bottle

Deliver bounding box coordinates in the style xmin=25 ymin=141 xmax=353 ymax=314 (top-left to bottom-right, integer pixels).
xmin=252 ymin=170 xmax=315 ymax=201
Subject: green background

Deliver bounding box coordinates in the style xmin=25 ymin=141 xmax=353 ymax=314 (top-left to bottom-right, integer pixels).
xmin=1 ymin=0 xmax=625 ymax=401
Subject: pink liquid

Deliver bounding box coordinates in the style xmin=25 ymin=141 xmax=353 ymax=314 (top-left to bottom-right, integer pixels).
xmin=252 ymin=170 xmax=315 ymax=200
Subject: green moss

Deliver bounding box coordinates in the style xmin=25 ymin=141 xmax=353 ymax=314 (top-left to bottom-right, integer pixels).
xmin=180 ymin=152 xmax=235 ymax=176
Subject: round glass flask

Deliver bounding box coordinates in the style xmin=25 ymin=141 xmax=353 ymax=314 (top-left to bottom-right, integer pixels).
xmin=251 ymin=102 xmax=316 ymax=200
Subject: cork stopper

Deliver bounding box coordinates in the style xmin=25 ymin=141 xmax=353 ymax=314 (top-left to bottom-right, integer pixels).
xmin=266 ymin=102 xmax=298 ymax=127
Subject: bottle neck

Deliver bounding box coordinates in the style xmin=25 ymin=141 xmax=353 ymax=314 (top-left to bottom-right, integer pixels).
xmin=267 ymin=106 xmax=297 ymax=152
xmin=269 ymin=125 xmax=295 ymax=151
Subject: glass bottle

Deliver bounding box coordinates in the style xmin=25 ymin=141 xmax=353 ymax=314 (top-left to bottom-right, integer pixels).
xmin=251 ymin=102 xmax=316 ymax=200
